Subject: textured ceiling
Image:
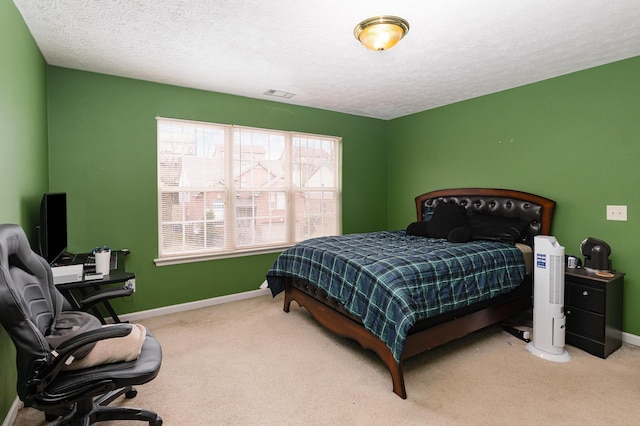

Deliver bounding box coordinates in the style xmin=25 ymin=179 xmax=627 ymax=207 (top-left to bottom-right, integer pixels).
xmin=13 ymin=0 xmax=640 ymax=120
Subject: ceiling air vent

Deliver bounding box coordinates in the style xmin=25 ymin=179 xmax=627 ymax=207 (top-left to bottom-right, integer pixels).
xmin=264 ymin=89 xmax=295 ymax=99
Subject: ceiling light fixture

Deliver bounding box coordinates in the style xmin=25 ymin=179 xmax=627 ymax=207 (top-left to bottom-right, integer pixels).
xmin=353 ymin=15 xmax=410 ymax=51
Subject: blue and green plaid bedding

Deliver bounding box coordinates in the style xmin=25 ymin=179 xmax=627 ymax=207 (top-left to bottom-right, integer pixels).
xmin=266 ymin=231 xmax=526 ymax=362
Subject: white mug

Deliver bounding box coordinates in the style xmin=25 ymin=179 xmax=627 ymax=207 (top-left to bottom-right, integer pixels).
xmin=94 ymin=250 xmax=111 ymax=275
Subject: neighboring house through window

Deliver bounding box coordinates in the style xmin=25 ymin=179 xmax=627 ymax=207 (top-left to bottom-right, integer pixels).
xmin=155 ymin=117 xmax=341 ymax=265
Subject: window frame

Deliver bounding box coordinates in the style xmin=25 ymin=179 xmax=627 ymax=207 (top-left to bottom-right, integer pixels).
xmin=154 ymin=117 xmax=342 ymax=266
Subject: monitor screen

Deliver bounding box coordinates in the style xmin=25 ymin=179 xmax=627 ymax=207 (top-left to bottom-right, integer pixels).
xmin=39 ymin=192 xmax=68 ymax=264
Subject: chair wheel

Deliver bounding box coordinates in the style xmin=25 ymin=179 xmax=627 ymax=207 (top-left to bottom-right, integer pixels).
xmin=125 ymin=388 xmax=138 ymax=398
xmin=153 ymin=415 xmax=163 ymax=425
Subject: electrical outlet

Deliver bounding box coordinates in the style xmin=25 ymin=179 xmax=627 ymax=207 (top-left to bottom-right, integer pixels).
xmin=125 ymin=278 xmax=136 ymax=292
xmin=606 ymin=205 xmax=627 ymax=221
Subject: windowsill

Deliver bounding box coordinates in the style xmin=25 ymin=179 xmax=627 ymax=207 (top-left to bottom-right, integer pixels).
xmin=154 ymin=245 xmax=293 ymax=266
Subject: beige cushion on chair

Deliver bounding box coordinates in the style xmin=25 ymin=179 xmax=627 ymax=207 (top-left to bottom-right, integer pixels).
xmin=63 ymin=323 xmax=147 ymax=370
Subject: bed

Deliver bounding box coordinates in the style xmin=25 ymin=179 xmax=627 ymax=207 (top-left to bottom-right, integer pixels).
xmin=266 ymin=188 xmax=555 ymax=398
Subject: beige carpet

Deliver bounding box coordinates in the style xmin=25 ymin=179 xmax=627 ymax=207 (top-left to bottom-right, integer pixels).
xmin=13 ymin=294 xmax=640 ymax=425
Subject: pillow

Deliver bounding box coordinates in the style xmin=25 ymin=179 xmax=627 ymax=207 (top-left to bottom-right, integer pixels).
xmin=428 ymin=202 xmax=468 ymax=239
xmin=406 ymin=221 xmax=430 ymax=237
xmin=63 ymin=323 xmax=146 ymax=371
xmin=447 ymin=226 xmax=471 ymax=243
xmin=469 ymin=213 xmax=530 ymax=244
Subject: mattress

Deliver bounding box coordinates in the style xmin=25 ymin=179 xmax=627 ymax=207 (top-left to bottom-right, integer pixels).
xmin=267 ymin=231 xmax=527 ymax=361
xmin=516 ymin=243 xmax=533 ymax=274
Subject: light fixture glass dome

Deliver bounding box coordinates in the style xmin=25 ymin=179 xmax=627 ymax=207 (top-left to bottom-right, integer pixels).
xmin=354 ymin=16 xmax=410 ymax=51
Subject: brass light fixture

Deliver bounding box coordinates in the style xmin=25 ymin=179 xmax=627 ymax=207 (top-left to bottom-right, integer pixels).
xmin=353 ymin=15 xmax=410 ymax=51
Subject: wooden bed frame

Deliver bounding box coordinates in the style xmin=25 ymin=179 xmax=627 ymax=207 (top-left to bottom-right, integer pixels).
xmin=281 ymin=188 xmax=556 ymax=398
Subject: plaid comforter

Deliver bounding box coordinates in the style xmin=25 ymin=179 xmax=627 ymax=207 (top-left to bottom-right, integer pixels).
xmin=266 ymin=231 xmax=526 ymax=362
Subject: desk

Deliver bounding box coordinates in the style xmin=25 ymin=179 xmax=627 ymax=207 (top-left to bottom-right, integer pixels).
xmin=55 ymin=250 xmax=134 ymax=324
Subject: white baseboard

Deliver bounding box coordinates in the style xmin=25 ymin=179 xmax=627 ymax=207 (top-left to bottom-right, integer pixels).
xmin=119 ymin=287 xmax=271 ymax=322
xmin=622 ymin=331 xmax=640 ymax=347
xmin=2 ymin=397 xmax=23 ymax=426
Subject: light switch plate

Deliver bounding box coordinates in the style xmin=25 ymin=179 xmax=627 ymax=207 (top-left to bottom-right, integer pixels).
xmin=606 ymin=205 xmax=627 ymax=221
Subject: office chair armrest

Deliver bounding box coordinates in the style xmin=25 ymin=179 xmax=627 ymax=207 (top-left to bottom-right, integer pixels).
xmin=79 ymin=286 xmax=134 ymax=310
xmin=54 ymin=323 xmax=133 ymax=356
xmin=28 ymin=324 xmax=134 ymax=395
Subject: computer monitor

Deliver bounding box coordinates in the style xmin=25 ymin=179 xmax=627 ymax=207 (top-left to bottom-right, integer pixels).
xmin=39 ymin=192 xmax=68 ymax=264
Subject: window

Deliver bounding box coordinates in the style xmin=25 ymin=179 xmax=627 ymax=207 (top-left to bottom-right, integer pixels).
xmin=156 ymin=117 xmax=341 ymax=264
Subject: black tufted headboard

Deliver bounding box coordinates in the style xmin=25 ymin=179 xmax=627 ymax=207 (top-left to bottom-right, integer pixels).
xmin=415 ymin=188 xmax=556 ymax=246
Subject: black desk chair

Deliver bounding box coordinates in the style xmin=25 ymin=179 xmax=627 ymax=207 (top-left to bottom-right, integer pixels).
xmin=0 ymin=224 xmax=163 ymax=425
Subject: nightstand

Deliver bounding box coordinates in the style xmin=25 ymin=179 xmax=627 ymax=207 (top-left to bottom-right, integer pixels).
xmin=564 ymin=268 xmax=624 ymax=358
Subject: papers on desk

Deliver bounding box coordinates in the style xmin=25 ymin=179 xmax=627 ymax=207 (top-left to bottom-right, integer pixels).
xmin=84 ymin=272 xmax=104 ymax=281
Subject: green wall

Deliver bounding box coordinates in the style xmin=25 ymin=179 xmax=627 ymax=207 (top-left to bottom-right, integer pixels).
xmin=387 ymin=56 xmax=640 ymax=335
xmin=46 ymin=67 xmax=389 ymax=313
xmin=48 ymin=57 xmax=639 ymax=334
xmin=3 ymin=0 xmax=640 ymax=419
xmin=0 ymin=0 xmax=49 ymax=418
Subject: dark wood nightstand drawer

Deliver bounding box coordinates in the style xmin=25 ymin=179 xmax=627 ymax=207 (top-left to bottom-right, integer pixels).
xmin=564 ymin=269 xmax=624 ymax=359
xmin=565 ymin=306 xmax=604 ymax=341
xmin=566 ymin=282 xmax=605 ymax=314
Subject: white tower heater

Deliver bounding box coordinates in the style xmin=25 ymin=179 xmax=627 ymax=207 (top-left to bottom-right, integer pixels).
xmin=526 ymin=235 xmax=571 ymax=362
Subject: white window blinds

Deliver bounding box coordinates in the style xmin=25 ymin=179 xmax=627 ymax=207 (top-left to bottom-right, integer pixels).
xmin=156 ymin=117 xmax=341 ymax=263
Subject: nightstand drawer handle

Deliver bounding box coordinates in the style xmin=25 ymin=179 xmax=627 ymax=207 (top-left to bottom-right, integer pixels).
xmin=582 ymin=291 xmax=589 ymax=296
